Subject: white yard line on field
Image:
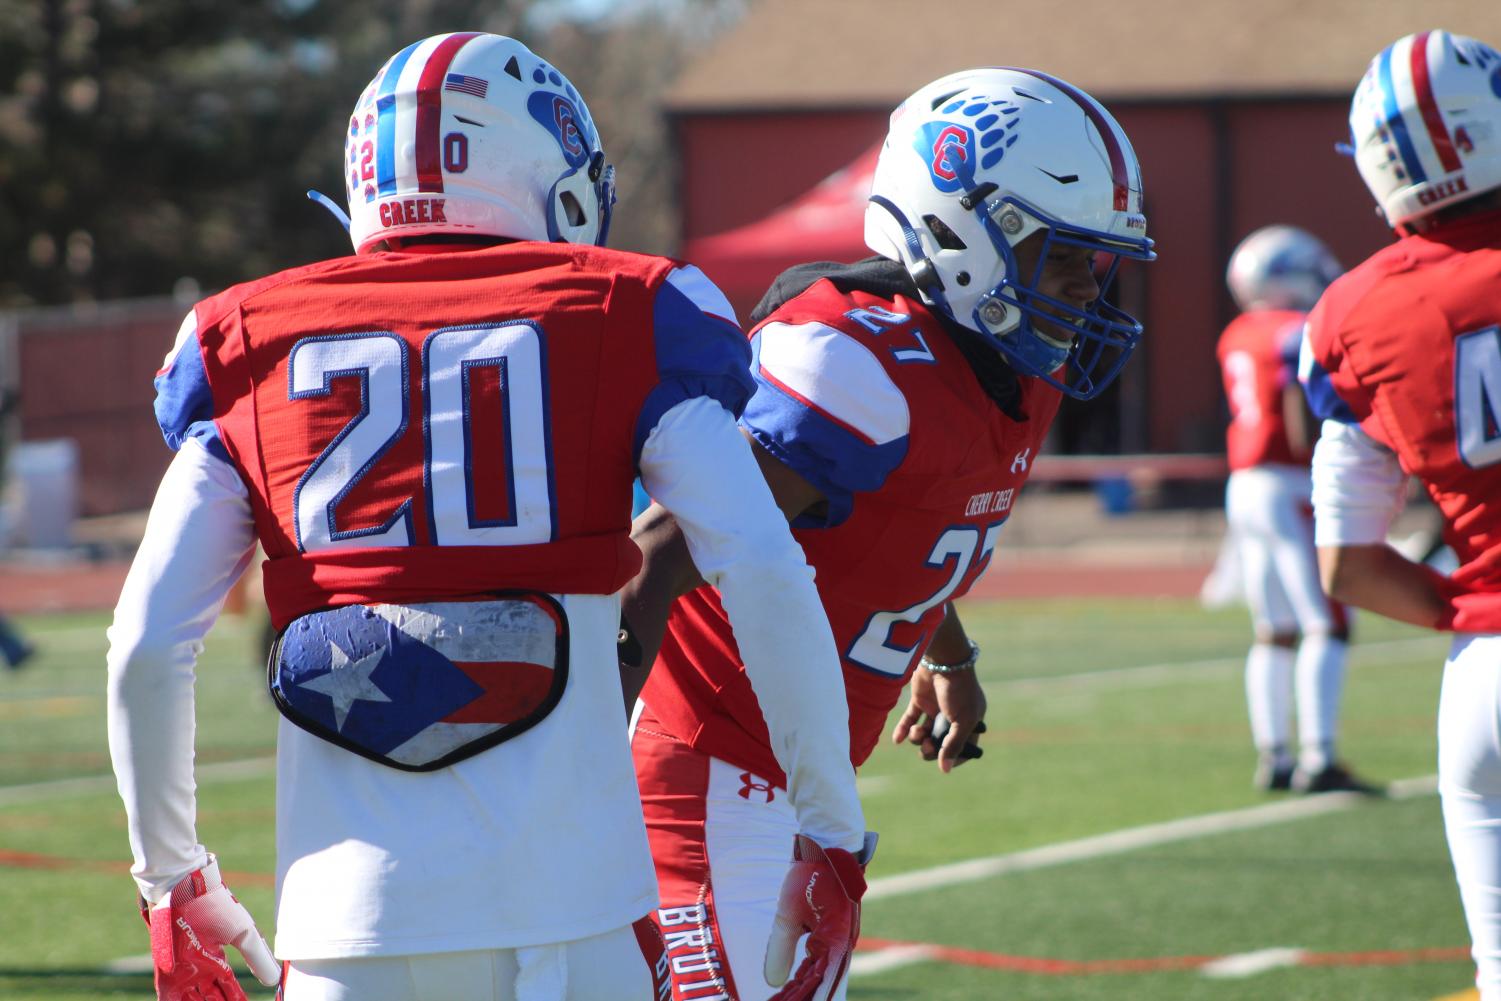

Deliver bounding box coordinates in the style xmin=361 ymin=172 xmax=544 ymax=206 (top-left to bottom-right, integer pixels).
xmin=865 ymin=773 xmax=1437 ymax=900
xmin=848 ymin=943 xmax=942 ymax=977
xmin=852 ymin=776 xmax=1440 ymax=980
xmin=1199 ymin=947 xmax=1307 ymax=978
xmin=0 ymin=757 xmax=274 ymax=808
xmin=990 ymin=636 xmax=1448 ymax=695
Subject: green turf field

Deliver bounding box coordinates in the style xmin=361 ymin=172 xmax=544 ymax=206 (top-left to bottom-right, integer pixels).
xmin=0 ymin=599 xmax=1475 ymax=1000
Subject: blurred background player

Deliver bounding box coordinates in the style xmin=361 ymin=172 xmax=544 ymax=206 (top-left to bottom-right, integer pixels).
xmin=1218 ymin=224 xmax=1376 ymax=794
xmin=106 ymin=31 xmax=865 ymax=1001
xmin=621 ymin=67 xmax=1154 ymax=1001
xmin=0 ymin=385 xmax=33 ymax=670
xmin=1302 ymin=28 xmax=1501 ymax=1001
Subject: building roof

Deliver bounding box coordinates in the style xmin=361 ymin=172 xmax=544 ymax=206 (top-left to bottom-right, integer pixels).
xmin=668 ymin=0 xmax=1501 ymax=109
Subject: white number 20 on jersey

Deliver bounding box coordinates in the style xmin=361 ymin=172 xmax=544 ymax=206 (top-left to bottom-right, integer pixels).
xmin=288 ymin=322 xmax=553 ymax=553
xmin=1455 ymin=325 xmax=1501 ymax=469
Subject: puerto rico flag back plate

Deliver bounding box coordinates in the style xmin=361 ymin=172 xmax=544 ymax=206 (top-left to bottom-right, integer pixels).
xmin=269 ymin=593 xmax=568 ymax=771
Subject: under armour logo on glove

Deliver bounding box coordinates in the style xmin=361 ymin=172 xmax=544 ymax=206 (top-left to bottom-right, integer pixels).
xmin=1011 ymin=447 xmax=1031 ymax=473
xmin=139 ymin=855 xmax=281 ymax=1001
xmin=738 ymin=771 xmax=776 ymax=803
xmin=764 ymin=833 xmax=877 ymax=1001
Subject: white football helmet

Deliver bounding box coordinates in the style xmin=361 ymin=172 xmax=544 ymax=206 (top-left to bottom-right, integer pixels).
xmin=344 ymin=32 xmax=615 ymax=254
xmin=1225 ymin=225 xmax=1342 ymax=312
xmin=865 ymin=67 xmax=1154 ymax=400
xmin=1348 ymin=30 xmax=1501 ymax=230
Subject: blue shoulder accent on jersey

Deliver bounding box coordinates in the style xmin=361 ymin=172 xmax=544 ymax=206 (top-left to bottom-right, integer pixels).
xmin=1297 ymin=335 xmax=1359 ymax=424
xmin=1278 ymin=321 xmax=1305 ymax=368
xmin=740 ymin=337 xmax=909 ymax=528
xmin=153 ymin=329 xmax=230 ymax=462
xmin=634 ymin=278 xmax=756 ymax=462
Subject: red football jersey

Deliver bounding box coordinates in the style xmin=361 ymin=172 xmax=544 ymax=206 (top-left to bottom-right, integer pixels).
xmin=641 ymin=276 xmax=1061 ymax=782
xmin=153 ymin=243 xmax=754 ymax=628
xmin=1304 ymin=207 xmax=1501 ymax=628
xmin=1217 ymin=309 xmax=1310 ymax=471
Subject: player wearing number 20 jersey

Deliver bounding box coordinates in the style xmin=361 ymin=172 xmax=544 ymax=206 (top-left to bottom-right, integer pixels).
xmin=107 ymin=32 xmax=865 ymax=1001
xmin=166 ymin=243 xmax=742 ymax=630
xmin=146 ymin=240 xmax=759 ymax=957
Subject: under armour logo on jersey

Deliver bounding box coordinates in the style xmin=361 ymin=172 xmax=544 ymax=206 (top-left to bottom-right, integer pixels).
xmin=1011 ymin=448 xmax=1031 ymax=473
xmin=738 ymin=772 xmax=776 ymax=803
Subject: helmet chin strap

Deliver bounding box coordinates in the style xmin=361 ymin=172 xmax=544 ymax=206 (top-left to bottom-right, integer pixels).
xmin=867 ymin=194 xmax=952 ymax=316
xmin=306 ymin=190 xmax=352 ymax=233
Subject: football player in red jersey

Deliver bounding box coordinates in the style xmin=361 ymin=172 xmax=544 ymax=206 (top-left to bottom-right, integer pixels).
xmin=1302 ymin=29 xmax=1501 ymax=1001
xmin=620 ymin=68 xmax=1154 ymax=1001
xmin=106 ymin=33 xmax=865 ymax=1001
xmin=1217 ymin=225 xmax=1377 ymax=795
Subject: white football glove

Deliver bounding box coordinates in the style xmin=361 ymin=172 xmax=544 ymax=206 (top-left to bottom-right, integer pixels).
xmin=764 ymin=832 xmax=877 ymax=1001
xmin=139 ymin=855 xmax=281 ymax=1001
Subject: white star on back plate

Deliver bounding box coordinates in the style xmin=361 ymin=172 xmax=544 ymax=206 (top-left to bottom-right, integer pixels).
xmin=299 ymin=641 xmax=392 ymax=731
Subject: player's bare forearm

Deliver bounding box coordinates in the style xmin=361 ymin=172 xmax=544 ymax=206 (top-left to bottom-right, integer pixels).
xmin=1318 ymin=543 xmax=1451 ymax=629
xmin=1282 ymin=383 xmax=1312 ymax=455
xmin=923 ymin=603 xmax=971 ymax=663
xmin=619 ymin=502 xmax=704 ymax=712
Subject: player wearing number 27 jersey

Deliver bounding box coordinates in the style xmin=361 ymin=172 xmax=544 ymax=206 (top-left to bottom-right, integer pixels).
xmin=107 ymin=32 xmax=863 ymax=1001
xmin=643 ymin=274 xmax=1059 ymax=781
xmin=624 ymin=67 xmax=1153 ymax=1001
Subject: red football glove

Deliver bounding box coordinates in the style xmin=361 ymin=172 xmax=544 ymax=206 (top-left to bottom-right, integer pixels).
xmin=763 ymin=833 xmax=876 ymax=1001
xmin=138 ymin=855 xmax=282 ymax=1001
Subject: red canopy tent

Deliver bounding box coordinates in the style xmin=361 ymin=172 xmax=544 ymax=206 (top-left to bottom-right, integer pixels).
xmin=681 ymin=144 xmax=880 ymax=321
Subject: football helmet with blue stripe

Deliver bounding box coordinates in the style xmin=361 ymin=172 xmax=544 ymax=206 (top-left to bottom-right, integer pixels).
xmin=344 ymin=33 xmax=615 ymax=254
xmin=1349 ymin=30 xmax=1501 ymax=229
xmin=864 ymin=68 xmax=1155 ymax=400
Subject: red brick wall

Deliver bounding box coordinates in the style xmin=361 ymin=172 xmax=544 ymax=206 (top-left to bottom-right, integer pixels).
xmin=14 ymin=300 xmax=182 ymax=516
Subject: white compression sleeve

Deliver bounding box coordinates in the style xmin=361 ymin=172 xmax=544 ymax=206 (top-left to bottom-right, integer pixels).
xmin=639 ymin=396 xmax=866 ymax=853
xmin=107 ymin=438 xmax=257 ymax=903
xmin=1310 ymin=420 xmax=1408 ymax=547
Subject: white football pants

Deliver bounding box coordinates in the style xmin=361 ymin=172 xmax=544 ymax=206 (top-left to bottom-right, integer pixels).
xmin=280 ymin=921 xmax=665 ymax=1001
xmin=1439 ymin=634 xmax=1501 ymax=1001
xmin=1227 ymin=465 xmax=1348 ymax=767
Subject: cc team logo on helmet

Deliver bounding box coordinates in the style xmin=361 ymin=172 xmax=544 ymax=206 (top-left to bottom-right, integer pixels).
xmin=865 ymin=67 xmax=1153 ymax=401
xmin=528 ymin=92 xmax=589 ymax=166
xmin=918 ymin=123 xmax=974 ymax=191
xmin=913 ymin=95 xmax=1025 ymax=195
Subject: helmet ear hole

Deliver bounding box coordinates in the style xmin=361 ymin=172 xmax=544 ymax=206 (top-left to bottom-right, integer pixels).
xmin=924 ymin=214 xmax=967 ymax=251
xmin=559 ymin=190 xmax=587 ymax=228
